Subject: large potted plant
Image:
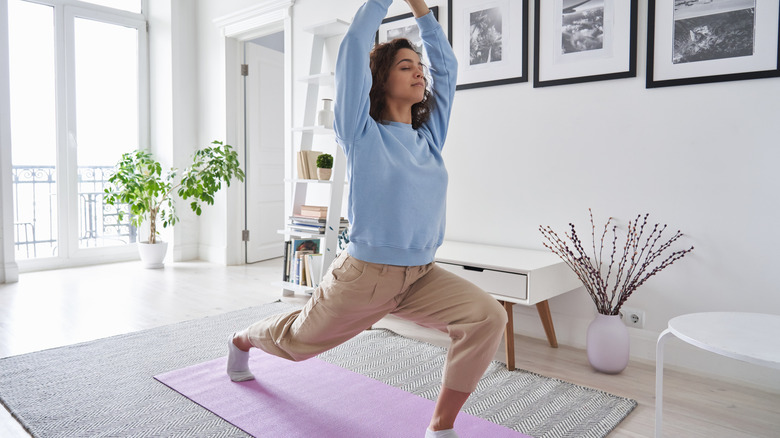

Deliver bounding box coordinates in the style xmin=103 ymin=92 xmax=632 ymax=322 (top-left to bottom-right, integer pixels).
xmin=104 ymin=140 xmax=245 ymax=268
xmin=539 ymin=210 xmax=694 ymax=373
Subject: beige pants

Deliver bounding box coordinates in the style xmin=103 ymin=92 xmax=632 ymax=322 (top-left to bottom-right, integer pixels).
xmin=245 ymin=251 xmax=508 ymax=393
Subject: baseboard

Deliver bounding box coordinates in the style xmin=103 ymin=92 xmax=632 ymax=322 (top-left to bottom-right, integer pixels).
xmin=1 ymin=260 xmax=19 ymax=283
xmin=652 ymin=336 xmax=780 ymax=393
xmin=16 ymin=250 xmax=139 ymax=274
xmin=510 ymin=306 xmax=780 ymax=393
xmin=198 ymin=243 xmax=227 ymax=265
xmin=172 ymin=242 xmax=200 ymax=262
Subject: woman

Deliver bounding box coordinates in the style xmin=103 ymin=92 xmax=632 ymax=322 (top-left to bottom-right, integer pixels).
xmin=227 ymin=1 xmax=507 ymax=436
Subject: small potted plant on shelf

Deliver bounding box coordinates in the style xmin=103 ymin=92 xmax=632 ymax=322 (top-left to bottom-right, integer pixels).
xmin=316 ymin=153 xmax=333 ymax=180
xmin=539 ymin=209 xmax=693 ymax=374
xmin=104 ymin=140 xmax=245 ymax=268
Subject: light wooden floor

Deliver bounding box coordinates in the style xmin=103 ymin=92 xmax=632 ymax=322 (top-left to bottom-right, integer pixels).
xmin=1 ymin=259 xmax=778 ymax=437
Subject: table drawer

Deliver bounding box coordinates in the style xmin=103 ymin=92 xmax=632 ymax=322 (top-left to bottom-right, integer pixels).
xmin=436 ymin=262 xmax=527 ymax=301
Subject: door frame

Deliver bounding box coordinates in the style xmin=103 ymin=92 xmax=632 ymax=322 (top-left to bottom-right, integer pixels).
xmin=0 ymin=0 xmax=18 ymax=282
xmin=243 ymin=40 xmax=285 ymax=263
xmin=215 ymin=0 xmax=294 ymax=265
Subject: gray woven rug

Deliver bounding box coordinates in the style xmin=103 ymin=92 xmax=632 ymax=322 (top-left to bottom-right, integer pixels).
xmin=0 ymin=301 xmax=636 ymax=438
xmin=318 ymin=332 xmax=636 ymax=438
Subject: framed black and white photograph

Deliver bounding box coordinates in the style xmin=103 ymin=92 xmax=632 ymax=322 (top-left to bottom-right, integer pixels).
xmin=534 ymin=0 xmax=638 ymax=87
xmin=647 ymin=0 xmax=780 ymax=88
xmin=448 ymin=0 xmax=528 ymax=90
xmin=376 ymin=6 xmax=440 ymax=55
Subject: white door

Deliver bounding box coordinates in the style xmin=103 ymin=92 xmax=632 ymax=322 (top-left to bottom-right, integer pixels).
xmin=244 ymin=40 xmax=285 ymax=263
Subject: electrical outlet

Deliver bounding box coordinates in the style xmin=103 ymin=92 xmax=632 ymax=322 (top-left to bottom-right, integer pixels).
xmin=620 ymin=307 xmax=645 ymax=329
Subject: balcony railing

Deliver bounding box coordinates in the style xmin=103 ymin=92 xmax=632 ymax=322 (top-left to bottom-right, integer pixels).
xmin=12 ymin=165 xmax=137 ymax=259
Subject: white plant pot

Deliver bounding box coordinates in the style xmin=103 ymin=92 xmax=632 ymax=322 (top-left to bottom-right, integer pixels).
xmin=137 ymin=241 xmax=168 ymax=269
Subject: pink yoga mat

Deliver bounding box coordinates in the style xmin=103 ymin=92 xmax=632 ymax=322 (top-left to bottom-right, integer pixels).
xmin=155 ymin=351 xmax=529 ymax=438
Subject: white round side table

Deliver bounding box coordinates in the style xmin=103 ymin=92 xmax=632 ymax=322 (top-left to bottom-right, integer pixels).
xmin=655 ymin=312 xmax=780 ymax=437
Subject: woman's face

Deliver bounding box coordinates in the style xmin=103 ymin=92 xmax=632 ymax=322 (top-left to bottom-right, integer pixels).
xmin=384 ymin=48 xmax=426 ymax=106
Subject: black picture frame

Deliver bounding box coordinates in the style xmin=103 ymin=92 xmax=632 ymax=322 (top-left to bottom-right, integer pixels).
xmin=448 ymin=0 xmax=529 ymax=90
xmin=647 ymin=0 xmax=780 ymax=88
xmin=376 ymin=6 xmax=440 ymax=46
xmin=533 ymin=0 xmax=638 ymax=88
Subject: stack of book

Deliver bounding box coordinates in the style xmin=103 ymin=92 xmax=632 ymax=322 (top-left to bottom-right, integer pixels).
xmin=296 ymin=150 xmax=323 ymax=180
xmin=288 ymin=214 xmax=349 ymax=235
xmin=298 ymin=205 xmax=328 ymax=219
xmin=282 ymin=239 xmax=324 ymax=288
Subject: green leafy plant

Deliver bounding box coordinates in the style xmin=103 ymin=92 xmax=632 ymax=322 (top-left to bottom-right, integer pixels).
xmin=104 ymin=140 xmax=245 ymax=244
xmin=316 ymin=153 xmax=333 ymax=169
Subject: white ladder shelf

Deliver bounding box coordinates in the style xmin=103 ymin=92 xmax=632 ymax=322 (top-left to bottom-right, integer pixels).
xmin=275 ymin=19 xmax=349 ymax=296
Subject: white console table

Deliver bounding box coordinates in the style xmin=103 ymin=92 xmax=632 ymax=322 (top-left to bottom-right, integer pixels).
xmin=435 ymin=240 xmax=581 ymax=370
xmin=655 ymin=312 xmax=780 ymax=437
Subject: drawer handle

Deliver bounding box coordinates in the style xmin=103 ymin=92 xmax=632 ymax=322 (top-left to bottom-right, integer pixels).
xmin=463 ymin=265 xmax=484 ymax=272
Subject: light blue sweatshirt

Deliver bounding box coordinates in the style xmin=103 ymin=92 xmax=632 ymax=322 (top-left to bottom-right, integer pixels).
xmin=334 ymin=0 xmax=457 ymax=266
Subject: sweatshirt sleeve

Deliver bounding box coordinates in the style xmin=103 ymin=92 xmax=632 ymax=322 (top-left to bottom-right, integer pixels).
xmin=417 ymin=11 xmax=458 ymax=150
xmin=333 ymin=0 xmax=392 ymax=150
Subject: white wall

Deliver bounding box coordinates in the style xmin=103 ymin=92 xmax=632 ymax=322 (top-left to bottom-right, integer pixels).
xmin=195 ymin=0 xmax=780 ymax=390
xmin=148 ymin=0 xmax=175 ymax=253
xmin=148 ymin=0 xmax=200 ymax=262
xmin=442 ymin=2 xmax=780 ymax=391
xmin=194 ymin=0 xmax=263 ymax=265
xmin=170 ymin=0 xmax=200 ymax=261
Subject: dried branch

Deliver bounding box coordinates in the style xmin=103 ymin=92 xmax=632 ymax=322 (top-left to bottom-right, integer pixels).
xmin=540 ymin=209 xmax=694 ymax=315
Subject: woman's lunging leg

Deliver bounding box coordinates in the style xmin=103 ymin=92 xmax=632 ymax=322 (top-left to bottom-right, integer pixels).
xmin=228 ymin=253 xmax=408 ymax=374
xmin=392 ymin=265 xmax=507 ymax=432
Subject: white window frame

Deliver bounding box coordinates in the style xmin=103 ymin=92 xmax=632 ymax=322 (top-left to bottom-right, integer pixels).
xmin=6 ymin=0 xmax=149 ymax=272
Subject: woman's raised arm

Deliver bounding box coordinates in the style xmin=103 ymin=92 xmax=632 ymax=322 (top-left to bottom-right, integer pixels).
xmin=403 ymin=0 xmax=430 ymax=18
xmin=333 ymin=0 xmax=392 ymax=147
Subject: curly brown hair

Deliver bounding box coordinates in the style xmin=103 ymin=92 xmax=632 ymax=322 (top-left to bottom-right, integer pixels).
xmin=369 ymin=38 xmax=434 ymax=130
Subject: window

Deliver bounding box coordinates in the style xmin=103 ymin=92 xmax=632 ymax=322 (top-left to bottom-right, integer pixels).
xmin=8 ymin=0 xmax=58 ymax=259
xmin=74 ymin=16 xmax=141 ymax=249
xmin=8 ymin=0 xmax=148 ymax=266
xmin=78 ymin=0 xmax=141 ymax=14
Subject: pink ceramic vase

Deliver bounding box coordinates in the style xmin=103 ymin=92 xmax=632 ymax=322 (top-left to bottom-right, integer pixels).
xmin=586 ymin=313 xmax=630 ymax=374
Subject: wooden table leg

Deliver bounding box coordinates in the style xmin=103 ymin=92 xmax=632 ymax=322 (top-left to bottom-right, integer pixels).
xmin=536 ymin=300 xmax=558 ymax=348
xmin=501 ymin=300 xmax=516 ymax=371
